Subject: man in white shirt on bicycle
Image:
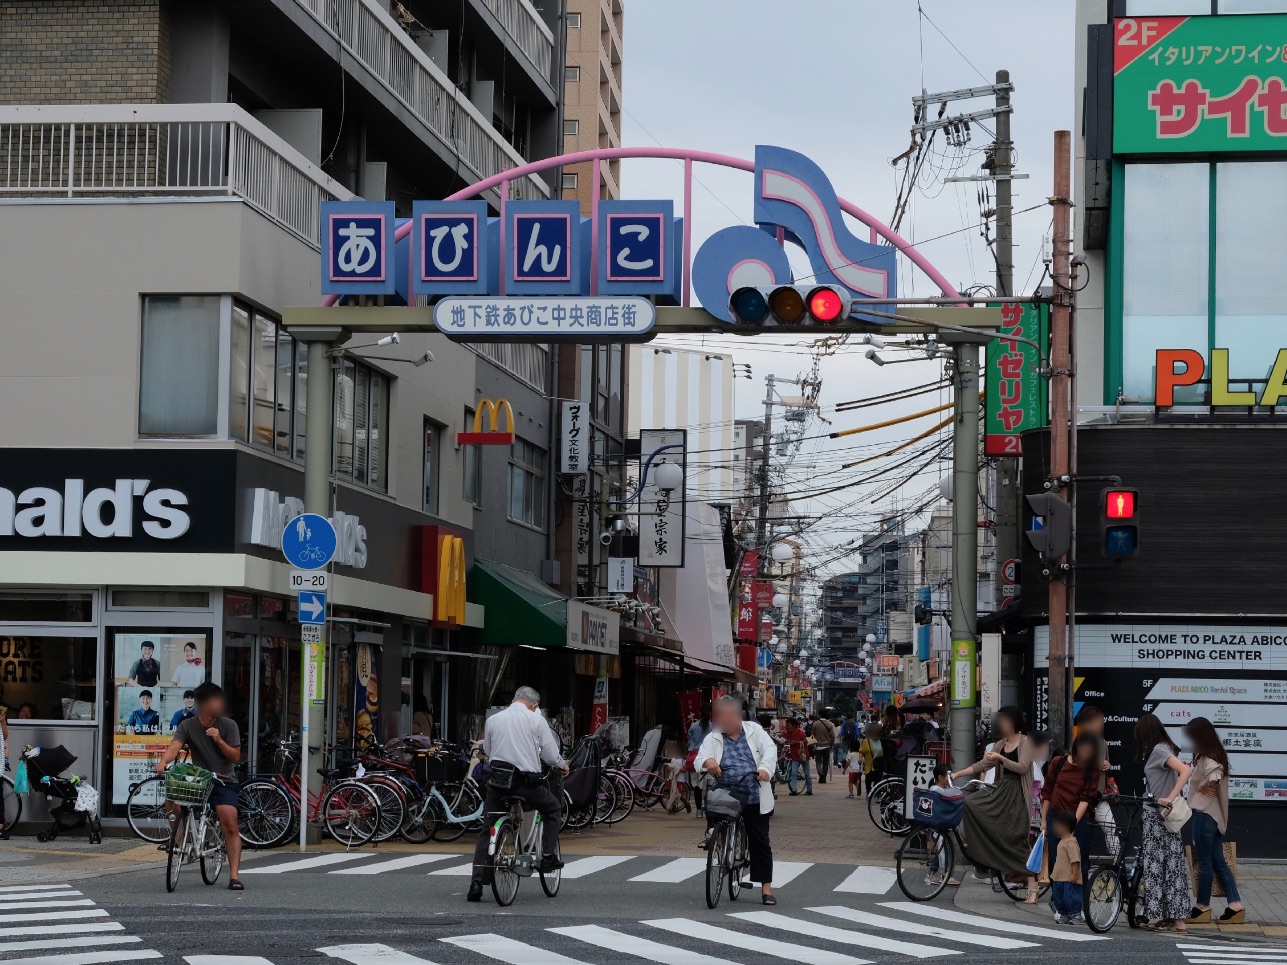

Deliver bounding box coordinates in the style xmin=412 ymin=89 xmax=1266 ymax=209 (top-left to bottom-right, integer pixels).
xmin=467 ymin=686 xmax=569 ymax=903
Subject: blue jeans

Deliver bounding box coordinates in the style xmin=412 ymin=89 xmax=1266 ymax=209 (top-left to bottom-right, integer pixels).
xmin=1051 ymin=881 xmax=1082 ymax=918
xmin=833 ymin=744 xmax=846 ymax=767
xmin=788 ymin=758 xmax=812 ymax=793
xmin=1046 ymin=814 xmax=1095 ymax=884
xmin=1192 ymin=811 xmax=1241 ymax=905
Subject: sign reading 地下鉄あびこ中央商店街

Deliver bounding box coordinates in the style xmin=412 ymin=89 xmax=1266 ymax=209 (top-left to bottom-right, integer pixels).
xmin=1034 ymin=624 xmax=1287 ymax=801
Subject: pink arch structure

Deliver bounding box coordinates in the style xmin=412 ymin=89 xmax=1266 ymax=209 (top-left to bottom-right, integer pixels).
xmin=321 ymin=146 xmax=961 ymax=307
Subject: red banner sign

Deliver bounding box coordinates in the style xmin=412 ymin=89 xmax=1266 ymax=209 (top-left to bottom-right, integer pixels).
xmin=750 ymin=582 xmax=775 ymax=608
xmin=736 ymin=603 xmax=758 ymax=641
xmin=740 ymin=550 xmax=760 ymax=576
xmin=678 ymin=688 xmax=702 ymax=734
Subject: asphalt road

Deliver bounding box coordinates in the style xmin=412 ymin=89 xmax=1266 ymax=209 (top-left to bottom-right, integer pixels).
xmin=15 ymin=849 xmax=1279 ymax=965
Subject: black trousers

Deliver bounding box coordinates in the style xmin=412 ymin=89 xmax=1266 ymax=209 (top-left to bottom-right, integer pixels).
xmin=707 ymin=806 xmax=773 ymax=884
xmin=470 ymin=780 xmax=563 ymax=885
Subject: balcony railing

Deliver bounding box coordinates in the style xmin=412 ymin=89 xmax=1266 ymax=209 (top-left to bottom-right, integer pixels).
xmin=479 ymin=0 xmax=554 ymax=80
xmin=0 ymin=104 xmax=351 ymax=248
xmin=294 ymin=0 xmax=548 ymax=199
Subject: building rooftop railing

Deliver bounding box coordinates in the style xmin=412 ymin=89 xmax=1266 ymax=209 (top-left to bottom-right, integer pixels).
xmin=0 ymin=104 xmax=352 ymax=248
xmin=295 ymin=0 xmax=549 ymax=199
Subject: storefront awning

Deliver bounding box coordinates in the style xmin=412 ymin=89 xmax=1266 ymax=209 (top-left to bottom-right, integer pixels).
xmin=470 ymin=558 xmax=566 ymax=649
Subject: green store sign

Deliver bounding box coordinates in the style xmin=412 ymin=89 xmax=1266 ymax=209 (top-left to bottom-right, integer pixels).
xmin=1114 ymin=14 xmax=1287 ymax=154
xmin=984 ymin=302 xmax=1048 ymax=457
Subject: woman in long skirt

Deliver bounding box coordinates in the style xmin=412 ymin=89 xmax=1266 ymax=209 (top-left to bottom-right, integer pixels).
xmin=952 ymin=707 xmax=1040 ymax=901
xmin=1136 ymin=712 xmax=1193 ymax=931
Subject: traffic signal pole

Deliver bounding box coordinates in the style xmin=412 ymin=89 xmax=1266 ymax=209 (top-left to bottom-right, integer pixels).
xmin=1047 ymin=131 xmax=1075 ymax=751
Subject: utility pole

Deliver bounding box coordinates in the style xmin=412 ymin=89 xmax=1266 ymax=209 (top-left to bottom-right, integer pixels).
xmin=756 ymin=374 xmax=775 ymax=575
xmin=1047 ymin=131 xmax=1075 ymax=750
xmin=948 ymin=336 xmax=982 ymax=771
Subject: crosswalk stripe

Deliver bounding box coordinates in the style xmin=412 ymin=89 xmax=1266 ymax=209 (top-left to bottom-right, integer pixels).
xmin=0 ymin=892 xmax=82 ymax=902
xmin=729 ymin=911 xmax=957 ymax=959
xmin=809 ymin=907 xmax=1039 ymax=950
xmin=0 ymin=936 xmax=142 ymax=954
xmin=0 ymin=925 xmax=124 ymax=940
xmin=0 ymin=886 xmax=75 ymax=894
xmin=879 ymin=901 xmax=1109 ymax=942
xmin=646 ymin=917 xmax=873 ymax=965
xmin=0 ymin=901 xmax=96 ymax=911
xmin=319 ymin=942 xmax=440 ymax=965
xmin=1179 ymin=956 xmax=1287 ymax=963
xmin=1177 ymin=945 xmax=1287 ymax=957
xmin=330 ymin=854 xmax=456 ymax=875
xmin=441 ymin=933 xmax=591 ymax=964
xmin=242 ymin=853 xmax=372 ymax=874
xmin=558 ymin=856 xmax=637 ymax=879
xmin=834 ymin=865 xmax=897 ymax=894
xmin=627 ymin=858 xmax=707 ymax=883
xmin=550 ymin=924 xmax=738 ymax=965
xmin=2 ymin=952 xmax=161 ymax=965
xmin=186 ymin=957 xmax=276 ymax=965
xmin=0 ymin=911 xmax=109 ymax=925
xmin=745 ymin=861 xmax=812 ymax=888
xmin=426 ymin=863 xmax=474 ymax=876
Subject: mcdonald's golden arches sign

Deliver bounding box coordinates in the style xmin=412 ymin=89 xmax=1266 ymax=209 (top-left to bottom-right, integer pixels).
xmin=458 ymin=397 xmax=515 ymax=446
xmin=420 ymin=525 xmax=467 ymax=627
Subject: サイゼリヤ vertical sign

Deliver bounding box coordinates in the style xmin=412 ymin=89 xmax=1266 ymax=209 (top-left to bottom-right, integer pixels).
xmin=984 ymin=302 xmax=1048 ymax=456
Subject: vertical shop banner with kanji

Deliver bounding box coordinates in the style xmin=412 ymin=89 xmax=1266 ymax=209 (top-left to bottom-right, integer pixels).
xmin=985 ymin=302 xmax=1048 ymax=456
xmin=636 ymin=429 xmax=686 ymax=567
xmin=1114 ymin=14 xmax=1287 ymax=154
xmin=736 ymin=602 xmax=758 ymax=641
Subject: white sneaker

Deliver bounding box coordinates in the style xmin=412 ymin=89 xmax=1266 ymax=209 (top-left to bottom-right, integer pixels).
xmin=696 ymin=807 xmax=705 ymax=818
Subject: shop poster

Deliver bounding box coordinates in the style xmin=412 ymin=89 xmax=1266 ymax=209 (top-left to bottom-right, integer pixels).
xmin=110 ymin=633 xmax=208 ymax=804
xmin=353 ymin=642 xmax=380 ymax=748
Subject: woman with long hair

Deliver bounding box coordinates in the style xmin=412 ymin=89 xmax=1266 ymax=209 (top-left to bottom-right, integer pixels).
xmin=1184 ymin=717 xmax=1245 ymax=923
xmin=1136 ymin=712 xmax=1193 ymax=931
xmin=952 ymin=706 xmax=1041 ymax=902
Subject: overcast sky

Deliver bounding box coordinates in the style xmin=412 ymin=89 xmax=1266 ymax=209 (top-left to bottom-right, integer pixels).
xmin=616 ymin=0 xmax=1076 ymax=573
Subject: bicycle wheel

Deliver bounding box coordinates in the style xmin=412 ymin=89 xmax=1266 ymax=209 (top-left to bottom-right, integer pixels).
xmin=363 ymin=776 xmax=407 ymax=843
xmin=603 ymin=771 xmax=634 ymax=824
xmin=1 ymin=775 xmax=22 ymax=829
xmin=166 ymin=813 xmax=189 ymax=893
xmin=728 ymin=820 xmax=748 ymax=901
xmin=593 ymin=774 xmax=617 ymax=824
xmin=321 ymin=781 xmax=380 ymax=847
xmin=431 ymin=782 xmax=482 ymax=843
xmin=200 ymin=812 xmax=226 ymax=886
xmin=490 ymin=819 xmax=521 ymax=907
xmin=237 ymin=780 xmax=295 ymax=848
xmin=786 ymin=765 xmax=799 ymax=795
xmin=124 ymin=774 xmax=169 ymax=843
xmin=896 ymin=827 xmax=954 ymax=901
xmin=663 ymin=780 xmax=691 ymax=815
xmin=539 ymin=837 xmax=561 ymax=897
xmin=871 ymin=779 xmax=911 ymax=836
xmin=1127 ymin=862 xmax=1147 ymax=929
xmin=705 ymin=823 xmax=726 ymax=909
xmin=1084 ymin=864 xmax=1123 ymax=932
xmin=399 ymin=796 xmax=438 ymax=844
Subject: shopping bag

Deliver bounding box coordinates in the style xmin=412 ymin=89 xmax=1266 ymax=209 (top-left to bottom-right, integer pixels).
xmin=12 ymin=760 xmax=28 ymax=794
xmin=1025 ymin=832 xmax=1046 ymax=875
xmin=1186 ymin=841 xmax=1238 ymax=898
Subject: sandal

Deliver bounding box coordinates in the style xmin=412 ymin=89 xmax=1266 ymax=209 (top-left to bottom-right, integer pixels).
xmin=228 ymin=879 xmax=244 ymax=891
xmin=1025 ymin=890 xmax=1039 ymax=904
xmin=761 ymin=894 xmax=777 ymax=906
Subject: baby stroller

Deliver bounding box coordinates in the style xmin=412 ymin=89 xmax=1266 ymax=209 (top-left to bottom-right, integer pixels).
xmin=21 ymin=745 xmax=102 ymax=843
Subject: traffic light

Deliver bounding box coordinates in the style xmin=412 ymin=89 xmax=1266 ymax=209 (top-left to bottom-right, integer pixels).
xmin=1025 ymin=492 xmax=1072 ymax=562
xmin=729 ymin=285 xmax=851 ymax=327
xmin=1101 ymin=487 xmax=1140 ymax=559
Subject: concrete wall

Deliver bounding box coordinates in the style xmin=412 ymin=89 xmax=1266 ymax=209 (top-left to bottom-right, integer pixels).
xmin=0 ymin=1 xmax=171 ymax=104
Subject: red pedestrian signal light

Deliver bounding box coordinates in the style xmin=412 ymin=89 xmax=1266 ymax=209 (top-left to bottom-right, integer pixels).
xmin=1100 ymin=487 xmax=1140 ymax=559
xmin=729 ymin=285 xmax=851 ymax=328
xmin=1104 ymin=490 xmax=1136 ymax=519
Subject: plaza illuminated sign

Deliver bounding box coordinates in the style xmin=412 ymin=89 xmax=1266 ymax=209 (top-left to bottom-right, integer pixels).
xmin=1155 ymin=347 xmax=1287 ymax=406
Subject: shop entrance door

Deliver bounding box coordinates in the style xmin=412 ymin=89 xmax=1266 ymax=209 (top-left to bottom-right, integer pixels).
xmin=223 ymin=632 xmax=300 ymax=775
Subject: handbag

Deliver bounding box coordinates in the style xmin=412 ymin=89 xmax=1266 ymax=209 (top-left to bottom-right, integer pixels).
xmin=486 ymin=760 xmax=521 ymax=792
xmin=12 ymin=760 xmax=29 ymax=795
xmin=1186 ymin=841 xmax=1237 ymax=897
xmin=1025 ymin=832 xmax=1046 ymax=875
xmin=1162 ymin=795 xmax=1192 ymax=833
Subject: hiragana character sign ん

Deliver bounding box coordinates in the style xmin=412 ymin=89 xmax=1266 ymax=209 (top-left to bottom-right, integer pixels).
xmin=1207 ymin=75 xmax=1261 ymax=136
xmin=1150 ymin=79 xmax=1209 ymax=137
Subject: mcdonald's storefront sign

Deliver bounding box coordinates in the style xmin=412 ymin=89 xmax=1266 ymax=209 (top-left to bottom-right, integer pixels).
xmin=420 ymin=525 xmax=468 ymax=627
xmin=458 ymin=397 xmax=515 ymax=446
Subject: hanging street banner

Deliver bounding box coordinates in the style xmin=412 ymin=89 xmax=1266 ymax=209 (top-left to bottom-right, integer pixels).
xmin=985 ymin=301 xmax=1049 ymax=456
xmin=1114 ymin=14 xmax=1287 ymax=154
xmin=636 ymin=428 xmax=686 ymax=568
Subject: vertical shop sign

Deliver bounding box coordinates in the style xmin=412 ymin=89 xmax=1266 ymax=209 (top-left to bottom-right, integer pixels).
xmin=637 ymin=429 xmax=686 ymax=567
xmin=590 ymin=676 xmax=609 ymax=733
xmin=985 ymin=302 xmax=1048 ymax=456
xmin=736 ymin=603 xmax=758 ymax=641
xmin=353 ymin=642 xmax=380 ymax=747
xmin=574 ymin=474 xmax=592 ymax=571
xmin=951 ymin=638 xmax=977 ymax=709
xmin=560 ymin=401 xmax=587 ymax=474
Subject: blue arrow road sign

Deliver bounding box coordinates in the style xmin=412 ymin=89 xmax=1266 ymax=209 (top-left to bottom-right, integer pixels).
xmin=282 ymin=513 xmax=337 ymax=570
xmin=298 ymin=591 xmax=327 ymax=625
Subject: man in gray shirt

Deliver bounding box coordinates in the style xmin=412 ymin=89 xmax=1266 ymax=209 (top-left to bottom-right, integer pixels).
xmin=468 ymin=686 xmax=569 ymax=903
xmin=156 ymin=682 xmax=243 ymax=890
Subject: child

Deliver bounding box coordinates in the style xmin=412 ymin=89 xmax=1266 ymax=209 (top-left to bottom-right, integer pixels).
xmin=846 ymin=740 xmax=864 ymax=798
xmin=927 ymin=765 xmax=961 ymax=886
xmin=1050 ymin=809 xmax=1084 ymax=924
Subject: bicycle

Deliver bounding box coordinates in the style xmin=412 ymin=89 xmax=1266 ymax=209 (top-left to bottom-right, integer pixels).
xmin=485 ymin=792 xmax=561 ymax=907
xmin=1083 ymin=794 xmax=1154 ymax=932
xmin=702 ymin=786 xmax=750 ymax=910
xmin=867 ymin=773 xmax=912 ymax=836
xmin=1 ymin=774 xmax=23 ymax=833
xmin=125 ymin=772 xmax=170 ymax=843
xmin=162 ymin=762 xmax=226 ymax=893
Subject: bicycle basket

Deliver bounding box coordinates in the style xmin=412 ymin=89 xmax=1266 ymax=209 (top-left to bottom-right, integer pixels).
xmin=704 ymin=788 xmax=743 ymax=819
xmin=912 ymin=787 xmax=964 ymax=830
xmin=164 ymin=762 xmax=216 ymax=805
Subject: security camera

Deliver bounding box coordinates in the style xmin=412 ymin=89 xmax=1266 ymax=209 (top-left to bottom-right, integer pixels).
xmin=865 ymin=347 xmax=885 ymax=367
xmin=862 ymin=334 xmax=887 ymax=350
xmin=375 ymin=333 xmax=401 ymax=347
xmin=599 ymin=530 xmax=615 ymax=546
xmin=413 ymin=350 xmax=434 ymax=367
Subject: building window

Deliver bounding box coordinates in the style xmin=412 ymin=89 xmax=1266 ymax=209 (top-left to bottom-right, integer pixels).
xmin=564 ymin=66 xmax=580 ymax=83
xmin=567 ymin=12 xmax=581 ymax=27
xmin=230 ymin=304 xmax=306 ymax=459
xmin=139 ymin=295 xmax=221 ymax=436
xmin=562 ymin=173 xmax=578 ymax=190
xmin=423 ymin=419 xmax=444 ymax=515
xmin=334 ymin=358 xmax=390 ymax=492
xmin=509 ymin=439 xmax=547 ymax=528
xmin=463 ymin=409 xmax=481 ymax=506
xmin=563 ymin=119 xmax=580 ymax=136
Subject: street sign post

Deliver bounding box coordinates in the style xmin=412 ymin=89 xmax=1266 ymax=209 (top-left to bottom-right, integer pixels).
xmin=281 ymin=513 xmax=337 ymax=570
xmin=298 ymin=590 xmax=327 ymax=625
xmin=290 ymin=569 xmax=330 ymax=592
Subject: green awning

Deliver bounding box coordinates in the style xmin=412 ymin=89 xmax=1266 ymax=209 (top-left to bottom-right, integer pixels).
xmin=470 ymin=558 xmax=567 ymax=648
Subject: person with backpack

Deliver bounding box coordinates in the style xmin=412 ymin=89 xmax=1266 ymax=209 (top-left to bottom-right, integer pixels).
xmin=836 ymin=716 xmax=858 ymax=768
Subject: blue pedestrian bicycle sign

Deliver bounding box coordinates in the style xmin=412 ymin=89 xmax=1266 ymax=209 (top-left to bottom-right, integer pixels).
xmin=282 ymin=513 xmax=337 ymax=570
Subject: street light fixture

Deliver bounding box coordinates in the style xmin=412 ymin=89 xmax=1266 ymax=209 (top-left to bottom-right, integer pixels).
xmin=772 ymin=592 xmax=788 ymax=608
xmin=771 ymin=542 xmax=795 ymax=564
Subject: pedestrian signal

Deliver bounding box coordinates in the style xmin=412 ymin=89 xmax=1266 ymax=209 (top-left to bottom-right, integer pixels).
xmin=1101 ymin=487 xmax=1140 ymax=559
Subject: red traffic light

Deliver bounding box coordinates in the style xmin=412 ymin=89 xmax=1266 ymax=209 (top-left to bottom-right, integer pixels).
xmin=808 ymin=287 xmax=845 ymax=322
xmin=1104 ymin=489 xmax=1136 ymax=519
